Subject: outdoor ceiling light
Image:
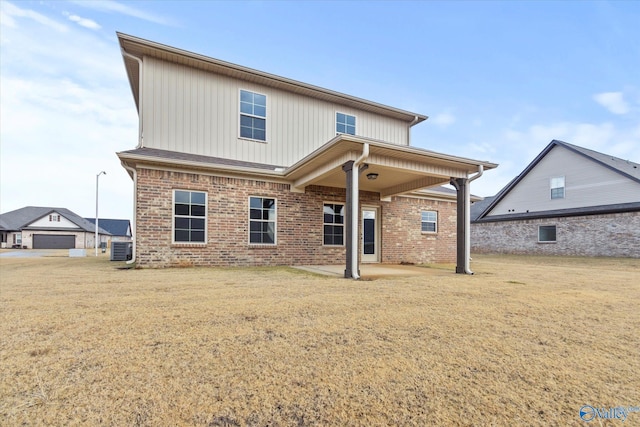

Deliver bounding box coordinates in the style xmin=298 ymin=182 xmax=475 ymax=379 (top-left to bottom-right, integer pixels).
xmin=366 ymin=173 xmax=379 ymax=180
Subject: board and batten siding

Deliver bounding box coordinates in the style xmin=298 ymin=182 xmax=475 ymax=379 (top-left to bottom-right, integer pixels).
xmin=487 ymin=145 xmax=640 ymax=216
xmin=28 ymin=213 xmax=80 ymax=229
xmin=142 ymin=57 xmax=410 ymax=166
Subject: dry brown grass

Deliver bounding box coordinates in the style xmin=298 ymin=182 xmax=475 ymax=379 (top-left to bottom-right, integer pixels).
xmin=1 ymin=253 xmax=638 ymax=426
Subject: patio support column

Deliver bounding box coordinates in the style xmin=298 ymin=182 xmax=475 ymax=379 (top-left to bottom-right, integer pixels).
xmin=342 ymin=161 xmax=358 ymax=278
xmin=451 ymin=177 xmax=472 ymax=274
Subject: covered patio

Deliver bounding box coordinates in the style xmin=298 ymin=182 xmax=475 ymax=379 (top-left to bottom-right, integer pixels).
xmin=285 ymin=134 xmax=497 ymax=278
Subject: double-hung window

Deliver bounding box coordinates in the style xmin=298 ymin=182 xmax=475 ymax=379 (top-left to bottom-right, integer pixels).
xmin=550 ymin=177 xmax=565 ymax=199
xmin=240 ymin=90 xmax=266 ymax=141
xmin=249 ymin=197 xmax=276 ymax=244
xmin=323 ymin=203 xmax=345 ymax=245
xmin=421 ymin=211 xmax=437 ymax=233
xmin=336 ymin=112 xmax=356 ymax=135
xmin=174 ymin=190 xmax=207 ymax=243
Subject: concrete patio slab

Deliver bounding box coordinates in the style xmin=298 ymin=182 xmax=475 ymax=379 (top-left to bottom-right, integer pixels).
xmin=294 ymin=263 xmax=452 ymax=278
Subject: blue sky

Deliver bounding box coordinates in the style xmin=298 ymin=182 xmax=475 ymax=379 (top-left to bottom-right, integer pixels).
xmin=1 ymin=0 xmax=639 ymax=220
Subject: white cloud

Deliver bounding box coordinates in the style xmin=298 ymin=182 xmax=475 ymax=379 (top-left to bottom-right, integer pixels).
xmin=64 ymin=12 xmax=101 ymax=30
xmin=466 ymin=118 xmax=640 ymax=198
xmin=500 ymin=121 xmax=626 ymax=159
xmin=467 ymin=141 xmax=496 ymax=156
xmin=0 ymin=1 xmax=68 ymax=32
xmin=1 ymin=72 xmax=137 ymax=217
xmin=593 ymin=91 xmax=630 ymax=115
xmin=0 ymin=1 xmax=138 ymax=219
xmin=69 ymin=0 xmax=177 ymax=26
xmin=430 ymin=112 xmax=456 ymax=127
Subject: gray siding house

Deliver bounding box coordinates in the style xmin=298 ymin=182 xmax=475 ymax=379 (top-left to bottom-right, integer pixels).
xmin=471 ymin=140 xmax=640 ymax=257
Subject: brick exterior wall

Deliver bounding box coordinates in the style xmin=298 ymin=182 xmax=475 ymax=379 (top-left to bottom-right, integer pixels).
xmin=471 ymin=211 xmax=640 ymax=258
xmin=382 ymin=196 xmax=457 ymax=264
xmin=135 ymin=168 xmax=457 ymax=267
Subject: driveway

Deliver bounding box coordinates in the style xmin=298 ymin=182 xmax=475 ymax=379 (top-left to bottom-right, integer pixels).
xmin=0 ymin=249 xmax=70 ymax=258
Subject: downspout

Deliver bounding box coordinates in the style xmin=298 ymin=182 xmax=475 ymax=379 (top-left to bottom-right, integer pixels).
xmin=351 ymin=143 xmax=370 ymax=280
xmin=121 ymin=162 xmax=137 ymax=265
xmin=407 ymin=115 xmax=419 ymax=145
xmin=464 ymin=165 xmax=484 ymax=274
xmin=121 ymin=49 xmax=144 ymax=148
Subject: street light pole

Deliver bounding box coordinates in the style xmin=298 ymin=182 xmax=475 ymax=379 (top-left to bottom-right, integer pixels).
xmin=95 ymin=171 xmax=106 ymax=256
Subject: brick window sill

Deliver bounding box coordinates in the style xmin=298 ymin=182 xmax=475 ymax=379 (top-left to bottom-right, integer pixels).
xmin=171 ymin=243 xmax=207 ymax=248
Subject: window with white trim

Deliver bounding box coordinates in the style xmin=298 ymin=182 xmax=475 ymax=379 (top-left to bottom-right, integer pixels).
xmin=173 ymin=190 xmax=207 ymax=243
xmin=249 ymin=197 xmax=276 ymax=244
xmin=240 ymin=90 xmax=266 ymax=141
xmin=323 ymin=203 xmax=345 ymax=245
xmin=336 ymin=112 xmax=356 ymax=135
xmin=538 ymin=225 xmax=556 ymax=242
xmin=49 ymin=214 xmax=60 ymax=222
xmin=550 ymin=177 xmax=565 ymax=199
xmin=421 ymin=211 xmax=437 ymax=233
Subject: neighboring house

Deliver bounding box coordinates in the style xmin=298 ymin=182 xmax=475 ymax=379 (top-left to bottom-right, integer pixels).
xmin=116 ymin=33 xmax=497 ymax=276
xmin=84 ymin=218 xmax=132 ymax=244
xmin=0 ymin=207 xmax=110 ymax=249
xmin=471 ymin=140 xmax=640 ymax=257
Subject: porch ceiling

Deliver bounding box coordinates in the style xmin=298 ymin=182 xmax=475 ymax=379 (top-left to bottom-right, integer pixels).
xmin=285 ymin=135 xmax=497 ymax=197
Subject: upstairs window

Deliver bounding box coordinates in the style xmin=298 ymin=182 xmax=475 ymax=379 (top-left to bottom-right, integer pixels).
xmin=240 ymin=90 xmax=266 ymax=141
xmin=249 ymin=197 xmax=276 ymax=244
xmin=336 ymin=112 xmax=356 ymax=135
xmin=323 ymin=203 xmax=345 ymax=245
xmin=421 ymin=211 xmax=437 ymax=233
xmin=550 ymin=177 xmax=565 ymax=199
xmin=173 ymin=190 xmax=207 ymax=243
xmin=49 ymin=214 xmax=60 ymax=222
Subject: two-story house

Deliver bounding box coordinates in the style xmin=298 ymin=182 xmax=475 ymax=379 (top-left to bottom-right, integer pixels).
xmin=116 ymin=33 xmax=497 ymax=277
xmin=471 ymin=140 xmax=640 ymax=257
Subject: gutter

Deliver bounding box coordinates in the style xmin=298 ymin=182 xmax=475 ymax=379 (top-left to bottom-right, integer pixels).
xmin=121 ymin=48 xmax=144 ymax=148
xmin=120 ymin=162 xmax=137 ymax=265
xmin=350 ymin=143 xmax=370 ymax=280
xmin=464 ymin=165 xmax=484 ymax=274
xmin=407 ymin=115 xmax=420 ymax=145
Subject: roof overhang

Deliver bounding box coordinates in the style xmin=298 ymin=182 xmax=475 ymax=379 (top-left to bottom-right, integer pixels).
xmin=118 ymin=135 xmax=497 ymax=200
xmin=473 ymin=201 xmax=640 ymax=223
xmin=286 ymin=135 xmax=496 ymax=197
xmin=117 ymin=32 xmax=428 ymax=125
xmin=118 ymin=147 xmax=289 ymax=183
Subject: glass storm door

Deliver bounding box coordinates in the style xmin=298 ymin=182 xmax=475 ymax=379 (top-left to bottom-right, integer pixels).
xmin=361 ymin=207 xmax=380 ymax=263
